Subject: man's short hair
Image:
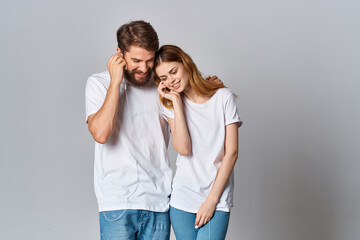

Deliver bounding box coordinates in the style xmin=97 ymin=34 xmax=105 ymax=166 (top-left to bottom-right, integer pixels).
xmin=117 ymin=20 xmax=159 ymax=53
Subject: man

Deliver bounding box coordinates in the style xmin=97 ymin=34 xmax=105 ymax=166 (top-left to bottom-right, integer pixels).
xmin=85 ymin=20 xmax=172 ymax=239
xmin=86 ymin=20 xmax=219 ymax=239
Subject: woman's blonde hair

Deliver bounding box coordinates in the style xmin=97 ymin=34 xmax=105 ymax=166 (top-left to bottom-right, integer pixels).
xmin=153 ymin=45 xmax=225 ymax=109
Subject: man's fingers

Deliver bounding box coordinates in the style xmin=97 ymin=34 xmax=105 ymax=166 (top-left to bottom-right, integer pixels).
xmin=107 ymin=55 xmax=115 ymax=67
xmin=114 ymin=57 xmax=123 ymax=64
xmin=108 ymin=53 xmax=123 ymax=65
xmin=119 ymin=60 xmax=126 ymax=67
xmin=109 ymin=54 xmax=118 ymax=63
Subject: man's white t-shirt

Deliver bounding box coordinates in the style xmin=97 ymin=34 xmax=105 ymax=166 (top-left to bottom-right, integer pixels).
xmin=162 ymin=88 xmax=242 ymax=213
xmin=85 ymin=71 xmax=173 ymax=212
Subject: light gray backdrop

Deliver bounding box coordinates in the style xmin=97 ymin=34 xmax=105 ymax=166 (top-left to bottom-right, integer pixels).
xmin=1 ymin=0 xmax=359 ymax=239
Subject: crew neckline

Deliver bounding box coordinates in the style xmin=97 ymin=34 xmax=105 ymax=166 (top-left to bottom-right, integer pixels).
xmin=183 ymin=89 xmax=221 ymax=107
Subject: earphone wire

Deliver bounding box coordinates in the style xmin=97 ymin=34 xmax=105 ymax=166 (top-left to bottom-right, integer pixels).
xmin=111 ymin=80 xmax=141 ymax=220
xmin=124 ymin=80 xmax=141 ymax=210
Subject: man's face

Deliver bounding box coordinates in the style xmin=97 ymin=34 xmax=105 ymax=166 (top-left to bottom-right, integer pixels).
xmin=119 ymin=45 xmax=155 ymax=86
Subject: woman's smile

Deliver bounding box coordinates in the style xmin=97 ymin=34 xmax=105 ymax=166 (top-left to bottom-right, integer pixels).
xmin=171 ymin=80 xmax=181 ymax=89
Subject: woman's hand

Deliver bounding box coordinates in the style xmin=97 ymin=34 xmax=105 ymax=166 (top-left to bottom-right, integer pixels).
xmin=195 ymin=198 xmax=217 ymax=228
xmin=157 ymin=82 xmax=181 ymax=102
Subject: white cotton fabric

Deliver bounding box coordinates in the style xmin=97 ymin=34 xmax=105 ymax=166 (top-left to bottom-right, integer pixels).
xmin=162 ymin=88 xmax=242 ymax=213
xmin=85 ymin=71 xmax=172 ymax=212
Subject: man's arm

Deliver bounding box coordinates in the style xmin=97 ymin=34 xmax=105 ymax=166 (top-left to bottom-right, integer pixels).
xmin=87 ymin=53 xmax=126 ymax=144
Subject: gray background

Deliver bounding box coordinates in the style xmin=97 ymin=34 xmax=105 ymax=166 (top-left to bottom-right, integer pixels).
xmin=1 ymin=0 xmax=359 ymax=239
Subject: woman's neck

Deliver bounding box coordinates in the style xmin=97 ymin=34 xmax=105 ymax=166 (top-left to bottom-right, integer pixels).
xmin=183 ymin=87 xmax=210 ymax=104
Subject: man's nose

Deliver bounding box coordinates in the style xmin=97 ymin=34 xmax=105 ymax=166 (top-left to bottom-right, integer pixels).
xmin=139 ymin=63 xmax=147 ymax=73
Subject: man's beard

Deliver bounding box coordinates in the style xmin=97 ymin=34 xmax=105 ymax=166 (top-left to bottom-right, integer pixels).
xmin=124 ymin=68 xmax=153 ymax=87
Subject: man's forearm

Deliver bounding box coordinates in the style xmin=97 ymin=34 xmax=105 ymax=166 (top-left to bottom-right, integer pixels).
xmin=88 ymin=82 xmax=121 ymax=143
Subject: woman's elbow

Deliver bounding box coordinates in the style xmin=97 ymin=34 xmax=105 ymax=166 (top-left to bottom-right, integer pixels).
xmin=179 ymin=148 xmax=191 ymax=156
xmin=175 ymin=144 xmax=191 ymax=156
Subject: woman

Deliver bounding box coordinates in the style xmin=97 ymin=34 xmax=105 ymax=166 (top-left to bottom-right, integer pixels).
xmin=153 ymin=45 xmax=242 ymax=240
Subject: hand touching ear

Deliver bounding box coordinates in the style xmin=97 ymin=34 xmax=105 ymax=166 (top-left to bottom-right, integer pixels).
xmin=107 ymin=52 xmax=127 ymax=86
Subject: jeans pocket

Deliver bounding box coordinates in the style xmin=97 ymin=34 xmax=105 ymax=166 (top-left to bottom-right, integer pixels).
xmin=102 ymin=209 xmax=127 ymax=222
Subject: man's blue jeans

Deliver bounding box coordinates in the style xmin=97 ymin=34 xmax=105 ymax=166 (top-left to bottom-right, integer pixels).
xmin=170 ymin=206 xmax=230 ymax=240
xmin=99 ymin=209 xmax=170 ymax=240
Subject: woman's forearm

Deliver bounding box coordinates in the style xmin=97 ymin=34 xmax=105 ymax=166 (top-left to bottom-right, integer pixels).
xmin=206 ymin=123 xmax=239 ymax=204
xmin=171 ymin=98 xmax=192 ymax=155
xmin=206 ymin=151 xmax=238 ymax=204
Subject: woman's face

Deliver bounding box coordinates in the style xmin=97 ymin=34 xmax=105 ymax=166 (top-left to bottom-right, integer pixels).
xmin=155 ymin=61 xmax=190 ymax=93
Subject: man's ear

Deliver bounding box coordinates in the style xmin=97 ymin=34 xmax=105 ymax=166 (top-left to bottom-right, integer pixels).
xmin=117 ymin=48 xmax=125 ymax=58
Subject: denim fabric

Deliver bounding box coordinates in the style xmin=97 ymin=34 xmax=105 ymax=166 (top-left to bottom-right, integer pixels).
xmin=99 ymin=209 xmax=170 ymax=240
xmin=170 ymin=206 xmax=230 ymax=240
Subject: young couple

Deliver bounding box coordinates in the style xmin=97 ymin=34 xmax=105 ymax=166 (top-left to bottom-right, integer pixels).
xmin=85 ymin=20 xmax=242 ymax=240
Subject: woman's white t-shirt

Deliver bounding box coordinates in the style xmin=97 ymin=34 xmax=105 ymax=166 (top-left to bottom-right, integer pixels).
xmin=162 ymin=88 xmax=242 ymax=213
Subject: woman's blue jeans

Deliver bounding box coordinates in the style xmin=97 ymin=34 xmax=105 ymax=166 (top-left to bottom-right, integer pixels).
xmin=170 ymin=206 xmax=230 ymax=240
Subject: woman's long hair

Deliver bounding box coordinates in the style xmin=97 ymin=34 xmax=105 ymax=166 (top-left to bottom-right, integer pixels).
xmin=153 ymin=45 xmax=225 ymax=109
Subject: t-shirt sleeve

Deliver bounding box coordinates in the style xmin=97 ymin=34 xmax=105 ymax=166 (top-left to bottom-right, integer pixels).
xmin=161 ymin=103 xmax=174 ymax=121
xmin=85 ymin=77 xmax=107 ymax=123
xmin=224 ymin=93 xmax=242 ymax=127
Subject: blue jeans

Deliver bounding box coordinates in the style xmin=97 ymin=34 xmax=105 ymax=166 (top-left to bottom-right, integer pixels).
xmin=170 ymin=206 xmax=230 ymax=240
xmin=99 ymin=209 xmax=170 ymax=240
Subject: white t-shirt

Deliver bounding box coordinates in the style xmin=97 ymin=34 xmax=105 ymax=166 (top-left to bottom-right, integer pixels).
xmin=162 ymin=88 xmax=242 ymax=213
xmin=85 ymin=71 xmax=173 ymax=212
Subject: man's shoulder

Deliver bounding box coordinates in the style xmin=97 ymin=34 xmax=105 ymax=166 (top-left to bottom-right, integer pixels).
xmin=87 ymin=71 xmax=110 ymax=84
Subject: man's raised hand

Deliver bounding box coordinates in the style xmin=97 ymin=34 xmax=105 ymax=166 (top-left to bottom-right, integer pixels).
xmin=107 ymin=53 xmax=126 ymax=86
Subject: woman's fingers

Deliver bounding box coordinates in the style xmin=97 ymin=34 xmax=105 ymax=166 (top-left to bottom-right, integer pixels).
xmin=195 ymin=213 xmax=201 ymax=227
xmin=157 ymin=82 xmax=167 ymax=97
xmin=196 ymin=215 xmax=208 ymax=228
xmin=198 ymin=216 xmax=205 ymax=228
xmin=169 ymin=90 xmax=180 ymax=97
xmin=195 ymin=212 xmax=213 ymax=228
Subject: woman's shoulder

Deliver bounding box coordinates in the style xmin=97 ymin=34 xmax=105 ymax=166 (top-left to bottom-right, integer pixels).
xmin=216 ymin=87 xmax=237 ymax=100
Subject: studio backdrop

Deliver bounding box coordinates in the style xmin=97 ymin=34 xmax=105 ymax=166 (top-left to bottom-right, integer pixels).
xmin=1 ymin=0 xmax=359 ymax=239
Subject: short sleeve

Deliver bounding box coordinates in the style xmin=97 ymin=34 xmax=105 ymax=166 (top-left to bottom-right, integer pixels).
xmin=161 ymin=104 xmax=174 ymax=121
xmin=224 ymin=94 xmax=242 ymax=127
xmin=85 ymin=77 xmax=107 ymax=123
